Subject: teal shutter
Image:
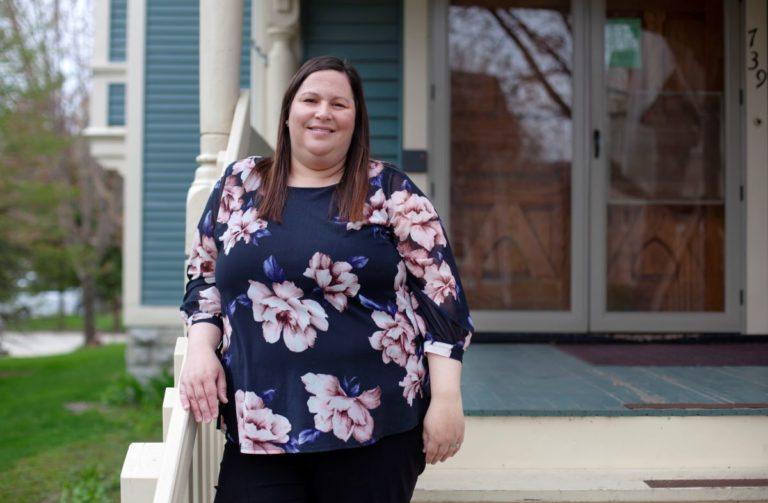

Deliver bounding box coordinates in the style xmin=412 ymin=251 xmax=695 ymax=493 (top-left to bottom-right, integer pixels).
xmin=301 ymin=0 xmax=403 ymax=165
xmin=109 ymin=0 xmax=127 ymax=62
xmin=107 ymin=83 xmax=125 ymax=126
xmin=142 ymin=0 xmax=252 ymax=306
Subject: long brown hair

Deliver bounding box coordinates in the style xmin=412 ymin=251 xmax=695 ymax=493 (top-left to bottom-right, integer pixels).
xmin=254 ymin=56 xmax=371 ymax=224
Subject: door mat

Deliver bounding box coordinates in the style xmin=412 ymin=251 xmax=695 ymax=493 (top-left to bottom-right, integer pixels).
xmin=554 ymin=343 xmax=768 ymax=366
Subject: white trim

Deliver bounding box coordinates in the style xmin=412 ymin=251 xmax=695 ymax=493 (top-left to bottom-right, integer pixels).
xmin=744 ymin=0 xmax=768 ymax=334
xmin=92 ymin=62 xmax=128 ymax=77
xmin=428 ymin=0 xmax=450 ymax=226
xmin=403 ymin=0 xmax=428 ymax=152
xmin=92 ymin=0 xmax=110 ymax=64
xmin=124 ymin=0 xmax=147 ymax=326
xmin=424 ymin=340 xmax=454 ymax=358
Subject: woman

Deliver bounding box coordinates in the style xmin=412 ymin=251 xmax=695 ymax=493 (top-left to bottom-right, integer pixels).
xmin=179 ymin=55 xmax=474 ymax=503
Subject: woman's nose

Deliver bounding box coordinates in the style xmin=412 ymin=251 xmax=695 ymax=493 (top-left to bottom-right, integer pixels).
xmin=314 ymin=103 xmax=332 ymax=119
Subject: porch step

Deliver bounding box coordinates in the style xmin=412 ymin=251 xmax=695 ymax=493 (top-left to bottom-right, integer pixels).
xmin=411 ymin=415 xmax=768 ymax=502
xmin=412 ymin=468 xmax=768 ymax=502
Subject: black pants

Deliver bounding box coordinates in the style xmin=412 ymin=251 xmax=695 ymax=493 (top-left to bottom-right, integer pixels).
xmin=213 ymin=422 xmax=426 ymax=503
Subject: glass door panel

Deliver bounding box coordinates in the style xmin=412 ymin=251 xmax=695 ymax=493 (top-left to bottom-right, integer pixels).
xmin=602 ymin=0 xmax=726 ymax=312
xmin=449 ymin=0 xmax=574 ymax=311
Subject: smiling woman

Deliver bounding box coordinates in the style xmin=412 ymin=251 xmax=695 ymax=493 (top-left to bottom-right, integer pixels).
xmin=287 ymin=70 xmax=356 ymax=188
xmin=179 ymin=55 xmax=475 ymax=503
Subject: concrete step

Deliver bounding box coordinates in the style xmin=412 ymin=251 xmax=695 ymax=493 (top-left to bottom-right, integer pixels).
xmin=413 ymin=468 xmax=768 ymax=502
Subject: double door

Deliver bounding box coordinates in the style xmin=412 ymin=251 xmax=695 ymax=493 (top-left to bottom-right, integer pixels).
xmin=431 ymin=0 xmax=742 ymax=333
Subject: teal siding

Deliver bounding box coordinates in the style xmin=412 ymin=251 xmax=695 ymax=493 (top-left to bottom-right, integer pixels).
xmin=109 ymin=0 xmax=127 ymax=62
xmin=107 ymin=83 xmax=125 ymax=126
xmin=301 ymin=0 xmax=403 ymax=165
xmin=142 ymin=1 xmax=252 ymax=306
xmin=241 ymin=0 xmax=251 ymax=88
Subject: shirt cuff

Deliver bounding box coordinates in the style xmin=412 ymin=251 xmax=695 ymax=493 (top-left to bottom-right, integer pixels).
xmin=423 ymin=340 xmax=464 ymax=363
xmin=182 ymin=311 xmax=224 ymax=333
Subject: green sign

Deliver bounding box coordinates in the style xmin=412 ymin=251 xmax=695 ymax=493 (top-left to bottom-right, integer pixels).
xmin=605 ymin=18 xmax=642 ymax=68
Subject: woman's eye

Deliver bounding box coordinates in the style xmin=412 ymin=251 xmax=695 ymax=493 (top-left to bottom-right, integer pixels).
xmin=333 ymin=103 xmax=344 ymax=108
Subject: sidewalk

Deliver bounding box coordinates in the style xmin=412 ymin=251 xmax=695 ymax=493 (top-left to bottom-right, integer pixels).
xmin=0 ymin=331 xmax=128 ymax=357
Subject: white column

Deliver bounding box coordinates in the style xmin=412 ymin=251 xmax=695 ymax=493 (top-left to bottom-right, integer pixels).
xmin=403 ymin=0 xmax=430 ymax=197
xmin=744 ymin=0 xmax=768 ymax=334
xmin=265 ymin=26 xmax=298 ymax=147
xmin=264 ymin=1 xmax=300 ymax=148
xmin=188 ymin=0 xmax=244 ymax=251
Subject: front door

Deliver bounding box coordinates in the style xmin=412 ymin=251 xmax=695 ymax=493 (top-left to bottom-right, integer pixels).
xmin=433 ymin=0 xmax=741 ymax=333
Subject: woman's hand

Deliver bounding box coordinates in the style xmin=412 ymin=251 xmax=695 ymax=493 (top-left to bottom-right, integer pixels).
xmin=179 ymin=336 xmax=228 ymax=423
xmin=422 ymin=393 xmax=465 ymax=464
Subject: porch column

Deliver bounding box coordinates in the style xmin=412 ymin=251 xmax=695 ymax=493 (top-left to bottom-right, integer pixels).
xmin=265 ymin=0 xmax=300 ymax=148
xmin=187 ymin=0 xmax=244 ymax=250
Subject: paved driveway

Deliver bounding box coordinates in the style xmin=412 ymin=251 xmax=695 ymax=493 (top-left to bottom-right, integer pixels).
xmin=0 ymin=332 xmax=127 ymax=357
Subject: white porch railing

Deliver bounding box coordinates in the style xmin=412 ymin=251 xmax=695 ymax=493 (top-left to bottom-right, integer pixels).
xmin=120 ymin=89 xmax=272 ymax=503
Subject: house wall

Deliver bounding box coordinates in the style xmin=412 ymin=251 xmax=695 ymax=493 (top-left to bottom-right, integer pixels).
xmin=744 ymin=0 xmax=768 ymax=334
xmin=123 ymin=0 xmax=252 ymax=327
xmin=119 ymin=0 xmax=252 ymax=381
xmin=85 ymin=0 xmax=127 ymax=174
xmin=301 ymin=0 xmax=404 ymax=167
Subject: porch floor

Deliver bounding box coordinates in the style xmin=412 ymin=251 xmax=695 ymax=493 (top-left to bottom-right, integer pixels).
xmin=461 ymin=343 xmax=768 ymax=416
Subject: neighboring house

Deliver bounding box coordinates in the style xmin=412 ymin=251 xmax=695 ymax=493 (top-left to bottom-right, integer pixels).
xmin=87 ymin=1 xmax=768 ymax=501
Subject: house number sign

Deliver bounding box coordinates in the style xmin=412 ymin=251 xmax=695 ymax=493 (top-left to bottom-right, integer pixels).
xmin=747 ymin=27 xmax=767 ymax=89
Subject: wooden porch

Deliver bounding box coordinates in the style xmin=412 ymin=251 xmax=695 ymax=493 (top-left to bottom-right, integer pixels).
xmin=412 ymin=341 xmax=768 ymax=502
xmin=120 ymin=338 xmax=768 ymax=502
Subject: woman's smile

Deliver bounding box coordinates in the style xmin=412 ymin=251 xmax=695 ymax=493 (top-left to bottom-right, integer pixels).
xmin=307 ymin=126 xmax=334 ymax=136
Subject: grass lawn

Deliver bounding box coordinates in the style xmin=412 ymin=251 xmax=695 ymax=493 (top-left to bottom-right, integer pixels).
xmin=0 ymin=343 xmax=166 ymax=502
xmin=5 ymin=313 xmax=125 ymax=333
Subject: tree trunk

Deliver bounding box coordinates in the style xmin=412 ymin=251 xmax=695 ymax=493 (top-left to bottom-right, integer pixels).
xmin=57 ymin=288 xmax=65 ymax=331
xmin=112 ymin=295 xmax=122 ymax=333
xmin=81 ymin=274 xmax=98 ymax=345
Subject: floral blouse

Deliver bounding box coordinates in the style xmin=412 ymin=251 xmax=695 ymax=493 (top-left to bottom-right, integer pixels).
xmin=180 ymin=156 xmax=474 ymax=455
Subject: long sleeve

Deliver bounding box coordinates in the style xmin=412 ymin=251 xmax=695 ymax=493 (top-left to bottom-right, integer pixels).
xmin=179 ymin=174 xmax=225 ymax=333
xmin=385 ymin=166 xmax=475 ymax=363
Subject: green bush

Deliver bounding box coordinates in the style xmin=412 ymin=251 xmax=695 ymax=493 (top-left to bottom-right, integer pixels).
xmin=99 ymin=366 xmax=174 ymax=407
xmin=99 ymin=373 xmax=144 ymax=406
xmin=59 ymin=463 xmax=117 ymax=503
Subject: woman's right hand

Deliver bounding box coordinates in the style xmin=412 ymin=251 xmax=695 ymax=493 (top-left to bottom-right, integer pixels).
xmin=179 ymin=330 xmax=228 ymax=423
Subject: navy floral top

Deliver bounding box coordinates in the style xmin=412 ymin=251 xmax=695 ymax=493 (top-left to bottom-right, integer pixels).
xmin=180 ymin=156 xmax=474 ymax=455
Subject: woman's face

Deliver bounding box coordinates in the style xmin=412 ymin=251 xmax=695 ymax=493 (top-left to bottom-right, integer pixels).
xmin=287 ymin=70 xmax=356 ymax=168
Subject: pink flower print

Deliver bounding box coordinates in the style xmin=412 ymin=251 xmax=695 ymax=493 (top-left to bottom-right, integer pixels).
xmin=387 ymin=190 xmax=447 ymax=251
xmin=367 ymin=189 xmax=388 ymax=225
xmin=395 ymin=285 xmax=427 ymax=339
xmin=396 ymin=240 xmax=434 ymax=279
xmin=423 ymin=261 xmax=458 ymax=305
xmin=346 ymin=188 xmax=388 ymax=231
xmin=232 ymin=156 xmax=262 ymax=192
xmin=303 ymin=252 xmax=360 ymax=312
xmin=368 ymin=159 xmax=384 ymax=178
xmin=369 ymin=310 xmax=418 ymax=367
xmin=393 ymin=262 xmax=427 ymax=337
xmin=217 ymin=176 xmax=245 ymax=224
xmin=222 ymin=315 xmax=232 ymax=353
xmin=300 ymin=373 xmax=381 ymax=443
xmin=220 ymin=207 xmax=269 ymax=255
xmin=198 ymin=286 xmax=221 ymax=315
xmin=463 ymin=330 xmax=472 ymax=350
xmin=247 ymin=280 xmax=329 ymax=352
xmin=235 ymin=389 xmax=292 ymax=454
xmin=187 ymin=230 xmax=217 ymax=283
xmin=394 ymin=260 xmax=407 ymax=289
xmin=399 ymin=355 xmax=426 ymax=406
